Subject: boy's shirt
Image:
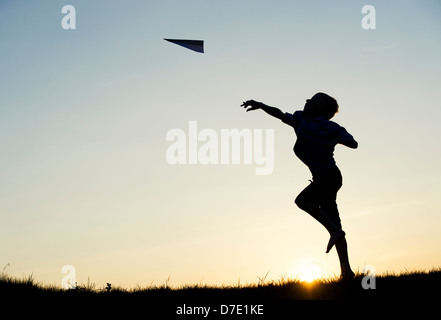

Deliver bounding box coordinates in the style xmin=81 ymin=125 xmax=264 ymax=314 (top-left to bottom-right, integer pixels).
xmin=282 ymin=111 xmax=355 ymax=176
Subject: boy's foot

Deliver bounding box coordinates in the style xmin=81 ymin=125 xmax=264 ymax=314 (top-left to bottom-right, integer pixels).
xmin=340 ymin=270 xmax=355 ymax=282
xmin=326 ymin=230 xmax=345 ymax=253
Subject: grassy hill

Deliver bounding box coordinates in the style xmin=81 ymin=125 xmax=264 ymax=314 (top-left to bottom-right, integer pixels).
xmin=1 ymin=268 xmax=439 ymax=317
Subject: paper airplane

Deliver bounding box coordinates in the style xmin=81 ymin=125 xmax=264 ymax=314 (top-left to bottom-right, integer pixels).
xmin=164 ymin=39 xmax=204 ymax=53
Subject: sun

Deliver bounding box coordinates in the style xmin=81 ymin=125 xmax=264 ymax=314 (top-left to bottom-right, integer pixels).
xmin=298 ymin=262 xmax=323 ymax=283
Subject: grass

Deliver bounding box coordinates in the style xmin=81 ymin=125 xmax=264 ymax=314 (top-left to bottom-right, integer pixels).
xmin=2 ymin=268 xmax=440 ymax=301
xmin=1 ymin=268 xmax=439 ymax=317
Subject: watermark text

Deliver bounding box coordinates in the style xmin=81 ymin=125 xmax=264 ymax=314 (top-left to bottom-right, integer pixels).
xmin=61 ymin=265 xmax=76 ymax=289
xmin=166 ymin=121 xmax=274 ymax=175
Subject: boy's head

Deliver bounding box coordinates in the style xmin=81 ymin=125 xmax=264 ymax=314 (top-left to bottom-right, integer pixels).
xmin=303 ymin=92 xmax=339 ymax=119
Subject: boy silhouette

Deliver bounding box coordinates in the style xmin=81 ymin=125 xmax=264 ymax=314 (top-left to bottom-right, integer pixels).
xmin=241 ymin=93 xmax=357 ymax=280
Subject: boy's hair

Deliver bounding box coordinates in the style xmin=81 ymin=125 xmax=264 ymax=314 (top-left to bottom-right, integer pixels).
xmin=307 ymin=92 xmax=339 ymax=120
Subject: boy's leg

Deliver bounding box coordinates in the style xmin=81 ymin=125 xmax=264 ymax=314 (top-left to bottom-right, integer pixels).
xmin=319 ymin=183 xmax=354 ymax=278
xmin=302 ymin=203 xmax=345 ymax=253
xmin=295 ymin=186 xmax=345 ymax=253
xmin=335 ymin=237 xmax=355 ymax=279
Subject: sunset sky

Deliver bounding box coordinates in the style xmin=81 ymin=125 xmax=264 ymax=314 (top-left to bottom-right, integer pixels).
xmin=1 ymin=0 xmax=440 ymax=288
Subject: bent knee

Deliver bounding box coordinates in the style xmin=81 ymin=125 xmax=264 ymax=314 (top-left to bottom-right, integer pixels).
xmin=294 ymin=195 xmax=307 ymax=210
xmin=295 ymin=194 xmax=320 ymax=212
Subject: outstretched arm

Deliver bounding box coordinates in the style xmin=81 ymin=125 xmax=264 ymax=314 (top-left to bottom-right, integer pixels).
xmin=241 ymin=100 xmax=287 ymax=121
xmin=333 ymin=128 xmax=358 ymax=149
xmin=339 ymin=136 xmax=358 ymax=149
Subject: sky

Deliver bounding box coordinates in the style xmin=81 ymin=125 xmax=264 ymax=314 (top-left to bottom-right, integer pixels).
xmin=1 ymin=0 xmax=441 ymax=289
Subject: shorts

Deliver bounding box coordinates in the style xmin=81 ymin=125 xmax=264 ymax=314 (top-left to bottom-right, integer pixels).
xmin=295 ymin=167 xmax=343 ymax=229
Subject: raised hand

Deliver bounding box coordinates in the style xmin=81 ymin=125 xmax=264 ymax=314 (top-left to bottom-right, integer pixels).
xmin=240 ymin=100 xmax=262 ymax=112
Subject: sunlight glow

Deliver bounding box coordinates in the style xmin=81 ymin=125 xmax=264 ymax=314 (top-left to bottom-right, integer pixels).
xmin=298 ymin=262 xmax=323 ymax=283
